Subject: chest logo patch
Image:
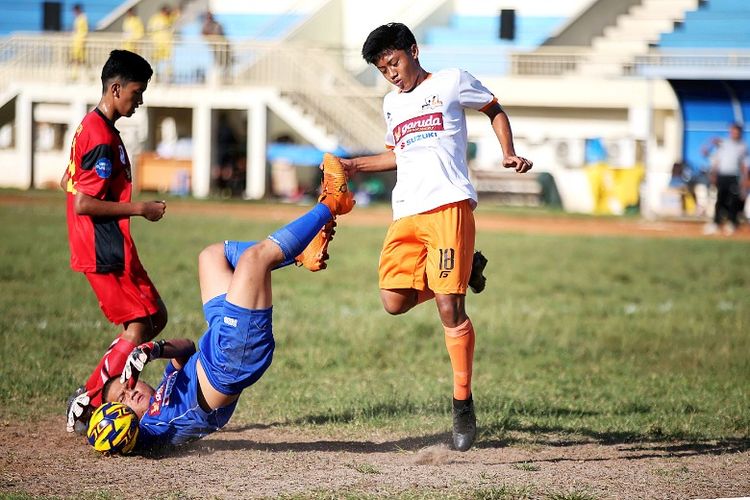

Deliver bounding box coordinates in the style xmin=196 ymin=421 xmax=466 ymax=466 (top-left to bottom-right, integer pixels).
xmin=94 ymin=158 xmax=112 ymax=179
xmin=421 ymin=95 xmax=443 ymax=110
xmin=393 ymin=113 xmax=444 ymax=144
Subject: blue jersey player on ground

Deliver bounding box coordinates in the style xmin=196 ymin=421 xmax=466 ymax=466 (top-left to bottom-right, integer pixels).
xmin=100 ymin=155 xmax=353 ymax=450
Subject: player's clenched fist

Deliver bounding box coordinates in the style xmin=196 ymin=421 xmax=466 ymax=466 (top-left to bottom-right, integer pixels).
xmin=502 ymin=155 xmax=533 ymax=174
xmin=142 ymin=200 xmax=167 ymax=221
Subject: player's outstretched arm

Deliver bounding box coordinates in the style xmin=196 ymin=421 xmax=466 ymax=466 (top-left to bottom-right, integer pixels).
xmin=74 ymin=191 xmax=166 ymax=221
xmin=160 ymin=338 xmax=197 ymax=370
xmin=339 ymin=151 xmax=397 ymax=177
xmin=483 ymin=103 xmax=533 ymax=174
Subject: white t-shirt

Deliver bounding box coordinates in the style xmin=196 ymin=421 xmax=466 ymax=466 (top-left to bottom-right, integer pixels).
xmin=383 ymin=68 xmax=497 ymax=220
xmin=713 ymin=139 xmax=749 ymax=176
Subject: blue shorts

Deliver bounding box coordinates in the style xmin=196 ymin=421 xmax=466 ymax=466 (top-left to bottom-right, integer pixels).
xmin=198 ymin=295 xmax=275 ymax=396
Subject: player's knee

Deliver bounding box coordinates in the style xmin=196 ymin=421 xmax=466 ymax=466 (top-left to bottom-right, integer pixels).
xmin=380 ymin=295 xmax=412 ymax=315
xmin=382 ymin=303 xmax=405 ymax=315
xmin=239 ymin=240 xmax=283 ymax=271
xmin=198 ymin=242 xmax=225 ymax=269
xmin=436 ymin=300 xmax=466 ymax=327
xmin=151 ymin=300 xmax=168 ymax=335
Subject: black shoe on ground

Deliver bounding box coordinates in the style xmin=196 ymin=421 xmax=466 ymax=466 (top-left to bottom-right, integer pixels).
xmin=452 ymin=395 xmax=476 ymax=452
xmin=468 ymin=251 xmax=488 ymax=294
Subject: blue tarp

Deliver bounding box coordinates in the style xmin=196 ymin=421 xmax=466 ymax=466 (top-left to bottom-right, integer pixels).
xmin=266 ymin=143 xmax=348 ymax=167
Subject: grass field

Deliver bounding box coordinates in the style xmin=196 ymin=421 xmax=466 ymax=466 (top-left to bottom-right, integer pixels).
xmin=1 ymin=190 xmax=748 ymax=448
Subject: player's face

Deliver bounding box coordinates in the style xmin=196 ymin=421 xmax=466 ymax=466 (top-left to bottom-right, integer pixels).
xmin=730 ymin=125 xmax=742 ymax=140
xmin=104 ymin=378 xmax=155 ymax=419
xmin=375 ymin=46 xmax=422 ymax=92
xmin=115 ymin=80 xmax=147 ymax=118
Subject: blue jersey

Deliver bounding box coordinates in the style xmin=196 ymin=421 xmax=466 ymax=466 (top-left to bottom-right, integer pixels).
xmin=135 ymin=292 xmax=274 ymax=450
xmin=135 ymin=347 xmax=238 ymax=449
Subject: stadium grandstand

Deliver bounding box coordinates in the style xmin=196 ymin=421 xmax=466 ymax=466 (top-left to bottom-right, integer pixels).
xmin=0 ymin=0 xmax=748 ymax=218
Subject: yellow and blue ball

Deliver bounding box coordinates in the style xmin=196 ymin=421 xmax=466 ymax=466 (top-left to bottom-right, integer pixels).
xmin=86 ymin=402 xmax=139 ymax=454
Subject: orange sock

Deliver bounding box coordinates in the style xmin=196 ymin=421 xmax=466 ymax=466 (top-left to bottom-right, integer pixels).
xmin=443 ymin=318 xmax=475 ymax=401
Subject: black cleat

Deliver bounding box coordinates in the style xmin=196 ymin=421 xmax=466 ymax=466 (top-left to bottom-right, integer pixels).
xmin=468 ymin=251 xmax=488 ymax=294
xmin=452 ymin=395 xmax=476 ymax=452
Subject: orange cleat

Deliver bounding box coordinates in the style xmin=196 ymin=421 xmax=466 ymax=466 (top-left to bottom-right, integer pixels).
xmin=295 ymin=220 xmax=336 ymax=272
xmin=319 ymin=153 xmax=355 ymax=216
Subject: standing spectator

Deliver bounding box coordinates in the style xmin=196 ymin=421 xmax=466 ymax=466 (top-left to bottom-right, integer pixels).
xmin=704 ymin=123 xmax=749 ymax=235
xmin=201 ymin=11 xmax=231 ymax=80
xmin=70 ymin=4 xmax=88 ymax=77
xmin=122 ymin=7 xmax=145 ymax=54
xmin=148 ymin=4 xmax=179 ymax=81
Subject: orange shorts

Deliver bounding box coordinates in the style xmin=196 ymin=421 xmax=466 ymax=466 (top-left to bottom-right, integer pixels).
xmin=379 ymin=200 xmax=475 ymax=295
xmin=85 ymin=265 xmax=161 ymax=325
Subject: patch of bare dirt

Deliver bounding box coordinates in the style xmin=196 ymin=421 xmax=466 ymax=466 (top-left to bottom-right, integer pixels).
xmin=1 ymin=418 xmax=748 ymax=499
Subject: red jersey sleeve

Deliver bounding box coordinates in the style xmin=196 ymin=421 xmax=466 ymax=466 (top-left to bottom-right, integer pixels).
xmin=75 ymin=143 xmax=115 ymax=198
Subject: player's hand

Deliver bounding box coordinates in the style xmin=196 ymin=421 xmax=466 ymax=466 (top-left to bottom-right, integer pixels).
xmin=66 ymin=390 xmax=90 ymax=433
xmin=142 ymin=200 xmax=167 ymax=221
xmin=338 ymin=158 xmax=357 ymax=179
xmin=502 ymin=155 xmax=533 ymax=173
xmin=120 ymin=341 xmax=162 ymax=388
xmin=319 ymin=158 xmax=356 ymax=179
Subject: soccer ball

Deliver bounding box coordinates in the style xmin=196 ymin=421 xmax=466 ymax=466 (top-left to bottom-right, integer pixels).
xmin=86 ymin=402 xmax=139 ymax=454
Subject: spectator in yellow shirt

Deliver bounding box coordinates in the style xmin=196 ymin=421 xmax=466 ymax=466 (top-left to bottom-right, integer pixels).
xmin=148 ymin=4 xmax=179 ymax=80
xmin=122 ymin=8 xmax=144 ymax=53
xmin=71 ymin=4 xmax=88 ymax=66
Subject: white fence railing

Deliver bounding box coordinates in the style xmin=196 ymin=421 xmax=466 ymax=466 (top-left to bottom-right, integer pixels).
xmin=0 ymin=33 xmax=386 ymax=151
xmin=509 ymin=48 xmax=750 ymax=77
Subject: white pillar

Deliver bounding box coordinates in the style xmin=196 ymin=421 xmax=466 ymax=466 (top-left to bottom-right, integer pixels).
xmin=641 ymin=78 xmax=657 ymax=219
xmin=246 ymin=100 xmax=267 ymax=200
xmin=16 ymin=94 xmax=33 ymax=189
xmin=192 ymin=104 xmax=212 ymax=198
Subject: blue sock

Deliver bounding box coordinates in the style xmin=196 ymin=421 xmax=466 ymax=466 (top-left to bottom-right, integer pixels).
xmin=224 ymin=240 xmax=297 ymax=270
xmin=267 ymin=203 xmax=332 ymax=262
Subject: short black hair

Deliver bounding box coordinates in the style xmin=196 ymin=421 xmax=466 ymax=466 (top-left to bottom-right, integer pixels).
xmin=101 ymin=377 xmax=115 ymax=403
xmin=361 ymin=23 xmax=417 ymax=65
xmin=100 ymin=50 xmax=153 ymax=93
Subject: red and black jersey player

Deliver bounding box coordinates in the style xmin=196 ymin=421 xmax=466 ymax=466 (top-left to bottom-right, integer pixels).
xmin=61 ymin=49 xmax=169 ymax=433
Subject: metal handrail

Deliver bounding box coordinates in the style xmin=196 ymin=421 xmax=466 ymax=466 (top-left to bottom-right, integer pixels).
xmin=0 ymin=33 xmax=387 ymax=150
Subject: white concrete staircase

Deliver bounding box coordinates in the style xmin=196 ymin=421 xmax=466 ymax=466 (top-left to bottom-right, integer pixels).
xmin=579 ymin=0 xmax=701 ymax=76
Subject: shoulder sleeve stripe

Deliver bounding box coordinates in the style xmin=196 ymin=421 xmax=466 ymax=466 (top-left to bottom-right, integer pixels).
xmin=479 ymin=97 xmax=499 ymax=114
xmin=81 ymin=144 xmax=113 ymax=171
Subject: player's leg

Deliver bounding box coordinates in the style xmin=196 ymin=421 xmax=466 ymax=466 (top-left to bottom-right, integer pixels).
xmin=79 ymin=271 xmax=165 ymax=404
xmin=379 ymin=288 xmax=434 ymax=314
xmin=66 ymin=269 xmax=167 ymax=432
xmin=422 ymin=200 xmax=478 ymax=452
xmin=198 ymin=241 xmax=239 ymax=304
xmin=199 ymin=235 xmax=323 ymax=307
xmin=378 ymin=215 xmax=431 ymax=315
xmin=196 ymin=202 xmax=338 ymax=410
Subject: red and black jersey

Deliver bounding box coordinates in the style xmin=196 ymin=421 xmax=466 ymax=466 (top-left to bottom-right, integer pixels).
xmin=65 ymin=108 xmax=141 ymax=273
